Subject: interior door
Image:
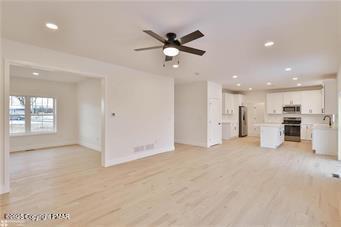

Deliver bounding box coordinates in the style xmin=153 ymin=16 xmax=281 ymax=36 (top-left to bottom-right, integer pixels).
xmin=208 ymin=98 xmax=222 ymax=146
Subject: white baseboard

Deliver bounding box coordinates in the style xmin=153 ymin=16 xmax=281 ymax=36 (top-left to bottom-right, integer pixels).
xmin=174 ymin=139 xmax=208 ymax=148
xmin=104 ymin=146 xmax=175 ymax=167
xmin=10 ymin=140 xmax=78 ymax=152
xmin=79 ymin=140 xmax=101 ymax=152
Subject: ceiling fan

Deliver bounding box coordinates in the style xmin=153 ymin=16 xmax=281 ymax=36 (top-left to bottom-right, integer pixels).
xmin=134 ymin=30 xmax=206 ymax=62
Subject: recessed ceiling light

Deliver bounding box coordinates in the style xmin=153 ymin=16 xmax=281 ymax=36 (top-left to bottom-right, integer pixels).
xmin=292 ymin=77 xmax=298 ymax=81
xmin=297 ymin=83 xmax=302 ymax=87
xmin=45 ymin=22 xmax=58 ymax=30
xmin=32 ymin=72 xmax=39 ymax=76
xmin=285 ymin=67 xmax=292 ymax=72
xmin=266 ymin=82 xmax=272 ymax=86
xmin=248 ymin=88 xmax=253 ymax=91
xmin=236 ymin=83 xmax=241 ymax=87
xmin=172 ymin=64 xmax=179 ymax=68
xmin=232 ymin=75 xmax=238 ymax=79
xmin=264 ymin=41 xmax=274 ymax=47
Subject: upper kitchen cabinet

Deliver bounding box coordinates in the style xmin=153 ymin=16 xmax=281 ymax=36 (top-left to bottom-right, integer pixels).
xmin=301 ymin=90 xmax=323 ymax=114
xmin=323 ymin=79 xmax=337 ymax=115
xmin=283 ymin=91 xmax=302 ymax=105
xmin=266 ymin=93 xmax=283 ymax=114
xmin=234 ymin=94 xmax=245 ymax=107
xmin=223 ymin=93 xmax=234 ymax=115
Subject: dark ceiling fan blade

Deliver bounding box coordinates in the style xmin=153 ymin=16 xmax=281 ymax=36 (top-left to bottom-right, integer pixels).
xmin=165 ymin=56 xmax=173 ymax=61
xmin=179 ymin=30 xmax=204 ymax=44
xmin=134 ymin=46 xmax=163 ymax=51
xmin=143 ymin=30 xmax=166 ymax=43
xmin=178 ymin=46 xmax=206 ymax=56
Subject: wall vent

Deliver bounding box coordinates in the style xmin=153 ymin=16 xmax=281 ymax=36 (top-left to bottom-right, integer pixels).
xmin=145 ymin=144 xmax=154 ymax=150
xmin=134 ymin=146 xmax=145 ymax=153
xmin=134 ymin=144 xmax=155 ymax=153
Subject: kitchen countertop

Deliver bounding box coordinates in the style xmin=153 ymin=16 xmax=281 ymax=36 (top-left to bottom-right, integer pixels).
xmin=313 ymin=124 xmax=338 ymax=130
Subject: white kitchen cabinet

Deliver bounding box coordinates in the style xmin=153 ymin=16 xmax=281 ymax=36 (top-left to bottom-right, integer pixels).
xmin=231 ymin=122 xmax=239 ymax=137
xmin=301 ymin=124 xmax=313 ymax=140
xmin=259 ymin=124 xmax=284 ymax=149
xmin=222 ymin=122 xmax=232 ymax=139
xmin=222 ymin=122 xmax=238 ymax=139
xmin=266 ymin=93 xmax=283 ymax=114
xmin=222 ymin=93 xmax=234 ymax=115
xmin=234 ymin=94 xmax=245 ymax=107
xmin=312 ymin=125 xmax=337 ymax=156
xmin=323 ymin=79 xmax=337 ymax=115
xmin=301 ymin=90 xmax=323 ymax=114
xmin=283 ymin=91 xmax=302 ymax=105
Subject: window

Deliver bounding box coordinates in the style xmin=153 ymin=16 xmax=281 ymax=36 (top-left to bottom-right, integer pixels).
xmin=31 ymin=97 xmax=55 ymax=132
xmin=9 ymin=96 xmax=26 ymax=134
xmin=9 ymin=95 xmax=56 ymax=135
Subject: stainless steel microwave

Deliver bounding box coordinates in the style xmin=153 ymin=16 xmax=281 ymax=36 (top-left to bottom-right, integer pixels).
xmin=283 ymin=105 xmax=301 ymax=114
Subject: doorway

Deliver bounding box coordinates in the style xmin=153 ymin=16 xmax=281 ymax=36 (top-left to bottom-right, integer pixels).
xmin=3 ymin=61 xmax=107 ymax=193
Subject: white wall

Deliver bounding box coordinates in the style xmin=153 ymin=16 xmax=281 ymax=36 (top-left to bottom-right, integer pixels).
xmin=0 ymin=1 xmax=5 ymax=194
xmin=337 ymin=2 xmax=341 ymax=160
xmin=78 ymin=79 xmax=101 ymax=151
xmin=335 ymin=0 xmax=340 ymax=157
xmin=175 ymin=81 xmax=207 ymax=147
xmin=175 ymin=81 xmax=222 ymax=147
xmin=243 ymin=91 xmax=266 ymax=136
xmin=0 ymin=39 xmax=174 ymax=193
xmin=9 ymin=77 xmax=79 ymax=152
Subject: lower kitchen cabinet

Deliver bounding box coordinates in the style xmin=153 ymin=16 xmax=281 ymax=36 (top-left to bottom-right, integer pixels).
xmin=312 ymin=126 xmax=337 ymax=156
xmin=259 ymin=124 xmax=284 ymax=149
xmin=301 ymin=124 xmax=312 ymax=140
xmin=222 ymin=122 xmax=239 ymax=139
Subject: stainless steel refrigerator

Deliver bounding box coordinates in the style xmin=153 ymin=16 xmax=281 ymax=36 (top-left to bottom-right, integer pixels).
xmin=239 ymin=106 xmax=248 ymax=137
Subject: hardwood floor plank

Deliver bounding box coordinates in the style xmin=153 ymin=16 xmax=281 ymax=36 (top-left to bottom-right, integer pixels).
xmin=1 ymin=137 xmax=341 ymax=226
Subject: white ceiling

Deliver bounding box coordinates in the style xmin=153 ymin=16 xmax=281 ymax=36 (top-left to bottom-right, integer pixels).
xmin=10 ymin=64 xmax=87 ymax=83
xmin=3 ymin=1 xmax=340 ymax=90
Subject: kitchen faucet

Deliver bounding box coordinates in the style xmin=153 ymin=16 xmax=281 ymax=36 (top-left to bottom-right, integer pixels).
xmin=323 ymin=115 xmax=332 ymax=127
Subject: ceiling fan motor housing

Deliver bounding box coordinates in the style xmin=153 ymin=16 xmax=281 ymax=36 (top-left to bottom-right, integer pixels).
xmin=164 ymin=33 xmax=181 ymax=49
xmin=166 ymin=32 xmax=177 ymax=41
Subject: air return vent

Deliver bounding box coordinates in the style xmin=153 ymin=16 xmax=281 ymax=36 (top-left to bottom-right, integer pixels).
xmin=134 ymin=144 xmax=155 ymax=153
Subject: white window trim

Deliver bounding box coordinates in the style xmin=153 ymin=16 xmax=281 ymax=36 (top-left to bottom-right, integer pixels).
xmin=9 ymin=95 xmax=57 ymax=136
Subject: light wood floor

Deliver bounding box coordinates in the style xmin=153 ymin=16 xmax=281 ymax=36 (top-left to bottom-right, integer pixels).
xmin=1 ymin=137 xmax=341 ymax=227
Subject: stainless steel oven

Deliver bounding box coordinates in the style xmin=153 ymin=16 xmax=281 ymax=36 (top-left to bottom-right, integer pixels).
xmin=282 ymin=117 xmax=301 ymax=142
xmin=283 ymin=105 xmax=301 ymax=114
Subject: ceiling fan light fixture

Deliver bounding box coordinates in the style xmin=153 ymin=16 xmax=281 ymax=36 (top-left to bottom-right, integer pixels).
xmin=163 ymin=46 xmax=179 ymax=57
xmin=46 ymin=22 xmax=58 ymax=30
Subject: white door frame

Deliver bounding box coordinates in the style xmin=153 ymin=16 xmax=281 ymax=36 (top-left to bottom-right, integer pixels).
xmin=2 ymin=59 xmax=109 ymax=194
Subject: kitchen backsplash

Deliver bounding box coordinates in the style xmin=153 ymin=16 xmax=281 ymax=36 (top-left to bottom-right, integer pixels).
xmin=265 ymin=114 xmax=327 ymax=124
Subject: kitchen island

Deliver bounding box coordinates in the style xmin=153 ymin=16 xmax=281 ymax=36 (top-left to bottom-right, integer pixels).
xmin=312 ymin=124 xmax=337 ymax=156
xmin=255 ymin=123 xmax=284 ymax=149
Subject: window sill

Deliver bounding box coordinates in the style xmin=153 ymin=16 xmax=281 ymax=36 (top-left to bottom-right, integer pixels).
xmin=10 ymin=131 xmax=57 ymax=137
